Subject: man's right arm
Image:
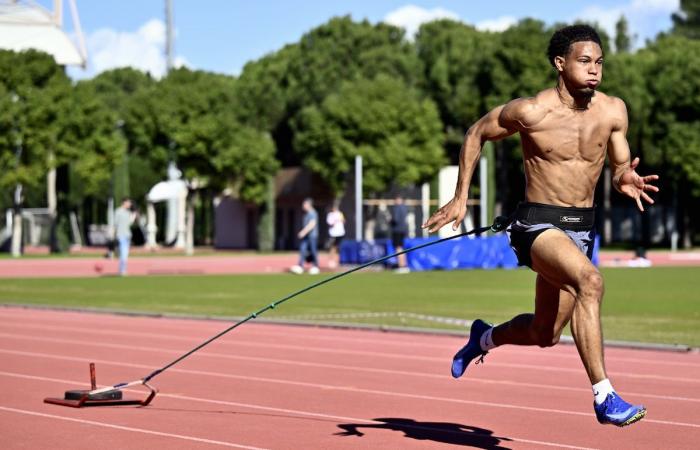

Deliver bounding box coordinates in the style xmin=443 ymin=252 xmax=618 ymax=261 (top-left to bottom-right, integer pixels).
xmin=423 ymin=100 xmax=523 ymax=232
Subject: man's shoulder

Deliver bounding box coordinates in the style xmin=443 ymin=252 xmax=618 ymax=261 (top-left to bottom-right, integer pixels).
xmin=593 ymin=92 xmax=628 ymax=126
xmin=502 ymin=90 xmax=554 ymax=129
xmin=595 ymin=91 xmax=626 ymax=110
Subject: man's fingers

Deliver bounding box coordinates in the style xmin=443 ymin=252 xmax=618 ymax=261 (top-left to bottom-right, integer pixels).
xmin=636 ymin=196 xmax=644 ymax=212
xmin=426 ymin=214 xmax=449 ymax=233
xmin=641 ymin=192 xmax=654 ymax=204
xmin=644 ymin=184 xmax=659 ymax=193
xmin=630 ymin=157 xmax=640 ymax=169
xmin=643 ymin=174 xmax=659 ymax=181
xmin=422 ymin=211 xmax=443 ymax=229
xmin=429 ymin=219 xmax=449 ymax=233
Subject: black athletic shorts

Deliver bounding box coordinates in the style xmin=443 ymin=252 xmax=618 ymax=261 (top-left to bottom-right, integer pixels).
xmin=507 ymin=202 xmax=596 ymax=269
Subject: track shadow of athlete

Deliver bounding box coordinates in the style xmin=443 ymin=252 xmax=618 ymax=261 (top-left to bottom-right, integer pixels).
xmin=335 ymin=417 xmax=512 ymax=449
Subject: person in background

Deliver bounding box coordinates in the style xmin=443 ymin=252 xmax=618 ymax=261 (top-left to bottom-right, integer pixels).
xmin=391 ymin=195 xmax=410 ymax=273
xmin=325 ymin=201 xmax=346 ymax=269
xmin=113 ymin=198 xmax=135 ymax=276
xmin=290 ymin=198 xmax=320 ymax=275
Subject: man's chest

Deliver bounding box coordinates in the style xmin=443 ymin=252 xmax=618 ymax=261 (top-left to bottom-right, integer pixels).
xmin=522 ymin=112 xmax=612 ymax=161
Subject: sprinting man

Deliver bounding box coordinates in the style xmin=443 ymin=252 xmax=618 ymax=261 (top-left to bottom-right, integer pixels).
xmin=423 ymin=25 xmax=658 ymax=427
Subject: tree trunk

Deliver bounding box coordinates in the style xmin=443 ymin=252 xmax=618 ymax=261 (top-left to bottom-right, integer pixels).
xmin=47 ymin=151 xmax=59 ymax=253
xmin=257 ymin=176 xmax=275 ymax=252
xmin=47 ymin=163 xmax=57 ymax=215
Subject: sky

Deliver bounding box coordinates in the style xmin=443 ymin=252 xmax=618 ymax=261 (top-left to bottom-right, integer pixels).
xmin=35 ymin=0 xmax=680 ymax=79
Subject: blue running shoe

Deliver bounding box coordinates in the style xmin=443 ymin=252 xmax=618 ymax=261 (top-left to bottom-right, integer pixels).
xmin=594 ymin=392 xmax=646 ymax=427
xmin=451 ymin=319 xmax=492 ymax=378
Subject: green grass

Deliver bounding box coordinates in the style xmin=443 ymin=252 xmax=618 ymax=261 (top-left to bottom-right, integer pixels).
xmin=1 ymin=267 xmax=698 ymax=347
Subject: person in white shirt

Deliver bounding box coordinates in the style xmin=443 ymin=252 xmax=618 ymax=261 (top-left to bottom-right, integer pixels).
xmin=113 ymin=198 xmax=135 ymax=276
xmin=325 ymin=201 xmax=345 ymax=269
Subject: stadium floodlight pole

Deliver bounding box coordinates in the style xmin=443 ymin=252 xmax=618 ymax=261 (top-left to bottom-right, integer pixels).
xmin=355 ymin=155 xmax=363 ymax=241
xmin=165 ymin=0 xmax=174 ymax=72
xmin=67 ymin=0 xmax=88 ymax=67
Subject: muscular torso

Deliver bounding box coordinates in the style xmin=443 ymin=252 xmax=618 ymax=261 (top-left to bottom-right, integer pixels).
xmin=512 ymin=89 xmax=620 ymax=207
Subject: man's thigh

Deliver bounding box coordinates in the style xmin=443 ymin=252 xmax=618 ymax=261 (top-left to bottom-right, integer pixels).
xmin=530 ymin=228 xmax=599 ymax=297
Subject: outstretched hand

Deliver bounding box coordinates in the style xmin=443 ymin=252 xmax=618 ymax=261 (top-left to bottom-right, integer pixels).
xmin=619 ymin=157 xmax=659 ymax=212
xmin=422 ymin=197 xmax=467 ymax=233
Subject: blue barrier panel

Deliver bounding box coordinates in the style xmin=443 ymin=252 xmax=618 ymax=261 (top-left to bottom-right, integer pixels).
xmin=339 ymin=233 xmax=599 ymax=270
xmin=340 ymin=239 xmax=397 ymax=266
xmin=404 ymin=234 xmax=519 ymax=271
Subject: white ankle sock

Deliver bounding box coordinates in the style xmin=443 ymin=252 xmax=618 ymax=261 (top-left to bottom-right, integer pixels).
xmin=479 ymin=327 xmax=497 ymax=351
xmin=592 ymin=378 xmax=615 ymax=405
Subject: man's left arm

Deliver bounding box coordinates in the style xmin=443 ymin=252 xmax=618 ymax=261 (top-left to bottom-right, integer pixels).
xmin=298 ymin=218 xmax=317 ymax=239
xmin=606 ymin=98 xmax=659 ymax=212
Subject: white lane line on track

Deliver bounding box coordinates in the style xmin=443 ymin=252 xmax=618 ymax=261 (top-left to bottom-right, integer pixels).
xmin=0 ymin=405 xmax=268 ymax=450
xmin=2 ymin=350 xmax=699 ymax=430
xmin=3 ymin=311 xmax=699 ymax=368
xmin=1 ymin=331 xmax=698 ymax=404
xmin=1 ymin=330 xmax=698 ymax=385
xmin=0 ymin=370 xmax=599 ymax=450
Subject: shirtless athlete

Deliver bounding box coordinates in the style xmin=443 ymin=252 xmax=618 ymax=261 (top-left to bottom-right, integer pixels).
xmin=423 ymin=25 xmax=658 ymax=427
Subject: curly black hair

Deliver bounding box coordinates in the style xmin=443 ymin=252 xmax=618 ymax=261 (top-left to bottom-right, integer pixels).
xmin=547 ymin=24 xmax=602 ymax=67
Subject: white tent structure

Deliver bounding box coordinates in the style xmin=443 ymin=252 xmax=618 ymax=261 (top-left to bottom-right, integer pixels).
xmin=0 ymin=0 xmax=86 ymax=67
xmin=145 ymin=163 xmax=188 ymax=250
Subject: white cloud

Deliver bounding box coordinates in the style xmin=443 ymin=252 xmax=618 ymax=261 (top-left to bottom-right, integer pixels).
xmin=475 ymin=16 xmax=518 ymax=32
xmin=383 ymin=5 xmax=460 ymax=38
xmin=69 ymin=18 xmax=188 ymax=79
xmin=574 ymin=0 xmax=679 ymax=49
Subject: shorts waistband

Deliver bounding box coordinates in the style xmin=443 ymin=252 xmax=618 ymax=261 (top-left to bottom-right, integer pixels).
xmin=515 ymin=202 xmax=595 ymax=231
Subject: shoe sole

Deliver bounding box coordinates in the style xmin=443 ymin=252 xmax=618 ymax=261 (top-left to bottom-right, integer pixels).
xmin=599 ymin=407 xmax=647 ymax=427
xmin=619 ymin=408 xmax=647 ymax=427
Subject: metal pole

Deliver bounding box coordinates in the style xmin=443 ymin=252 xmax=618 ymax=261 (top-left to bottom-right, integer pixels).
xmin=10 ymin=93 xmax=23 ymax=258
xmin=165 ymin=0 xmax=174 ymax=72
xmin=355 ymin=155 xmax=362 ymax=241
xmin=479 ymin=155 xmax=487 ymax=230
xmin=421 ymin=182 xmax=430 ymax=237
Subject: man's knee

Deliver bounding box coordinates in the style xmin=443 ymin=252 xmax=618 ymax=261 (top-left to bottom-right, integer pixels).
xmin=578 ymin=270 xmax=604 ymax=299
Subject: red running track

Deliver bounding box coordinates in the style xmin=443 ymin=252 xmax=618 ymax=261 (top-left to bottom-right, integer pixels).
xmin=0 ymin=254 xmax=323 ymax=278
xmin=1 ymin=306 xmax=698 ymax=449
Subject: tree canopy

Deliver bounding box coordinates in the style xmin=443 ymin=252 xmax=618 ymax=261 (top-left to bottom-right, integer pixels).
xmin=294 ymin=75 xmax=445 ymax=194
xmin=1 ymin=8 xmax=699 ymax=246
xmin=0 ymin=50 xmax=71 ymax=204
xmin=139 ymin=68 xmax=278 ymax=203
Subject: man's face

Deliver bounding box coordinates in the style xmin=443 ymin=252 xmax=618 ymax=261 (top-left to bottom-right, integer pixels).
xmin=123 ymin=200 xmax=132 ymax=210
xmin=556 ymin=41 xmax=604 ymax=96
xmin=302 ymin=200 xmax=311 ymax=211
